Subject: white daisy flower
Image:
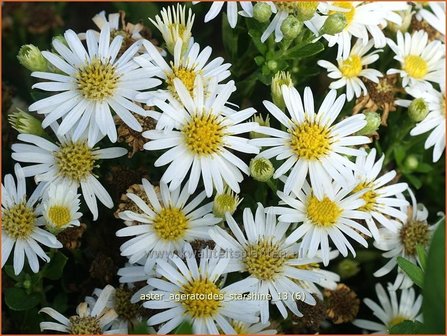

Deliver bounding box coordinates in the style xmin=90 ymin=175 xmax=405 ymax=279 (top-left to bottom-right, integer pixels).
xmin=252 ymin=86 xmax=369 ymax=195
xmin=116 ymin=179 xmax=221 ymax=271
xmin=194 ymin=1 xmax=254 ymax=28
xmin=420 ymin=2 xmax=445 ymax=37
xmin=2 ymin=164 xmax=62 ymax=275
xmin=86 ymin=11 xmax=146 ymax=42
xmin=143 ymin=77 xmax=259 ymax=197
xmin=318 ymin=39 xmax=383 ymax=101
xmin=386 ymin=30 xmax=445 ymax=88
xmin=350 ymin=148 xmax=409 ymax=240
xmin=318 ymin=1 xmax=408 ymax=58
xmin=118 ymin=261 xmax=156 ymax=304
xmin=40 ymin=285 xmax=125 ymax=334
xmin=144 ymin=244 xmax=260 ymax=334
xmin=41 ymin=182 xmax=82 ymax=233
xmin=396 ymin=83 xmax=446 ymax=162
xmin=210 ymin=203 xmax=335 ymax=323
xmin=353 ymin=283 xmax=422 ymax=333
xmin=374 ymin=190 xmax=437 ymax=290
xmin=11 ymin=129 xmax=128 ymax=220
xmin=228 ymin=320 xmax=277 ymax=334
xmin=272 ymin=180 xmax=372 ymax=266
xmin=257 ymin=2 xmax=322 ymax=43
xmin=28 ymin=23 xmax=161 ymax=146
xmin=150 ymin=4 xmax=195 ymax=54
xmin=134 ymin=39 xmax=231 ymax=118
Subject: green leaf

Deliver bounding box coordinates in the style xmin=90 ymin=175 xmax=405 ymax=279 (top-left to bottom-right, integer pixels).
xmin=248 ymin=29 xmax=267 ymax=55
xmin=222 ymin=14 xmax=239 ymax=59
xmin=3 ymin=265 xmax=26 ymax=282
xmin=422 ymin=219 xmax=445 ymax=333
xmin=175 ymin=320 xmax=194 ymax=334
xmin=129 ymin=322 xmax=149 ymax=334
xmin=5 ymin=287 xmax=41 ymax=311
xmin=397 ymin=257 xmax=424 ymax=288
xmin=283 ymin=41 xmax=324 ymax=59
xmin=415 ymin=244 xmax=427 ymax=271
xmin=389 ymin=320 xmax=424 ymax=334
xmin=42 ymin=251 xmax=68 ymax=280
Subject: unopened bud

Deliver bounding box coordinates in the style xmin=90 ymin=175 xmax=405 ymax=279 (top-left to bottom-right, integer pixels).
xmin=250 ymin=157 xmax=275 ymax=182
xmin=357 ymin=112 xmax=381 ymax=135
xmin=213 ymin=189 xmax=241 ymax=218
xmin=8 ymin=109 xmax=47 ymax=137
xmin=17 ymin=44 xmax=48 ymax=72
xmin=250 ymin=114 xmax=271 ymax=139
xmin=271 ymin=71 xmax=294 ymax=110
xmin=404 ymin=154 xmax=419 ymax=171
xmin=336 ymin=259 xmax=360 ymax=279
xmin=281 ymin=16 xmax=303 ymax=40
xmin=408 ymin=98 xmax=429 ymax=122
xmin=253 ymin=2 xmax=272 ymax=23
xmin=320 ymin=13 xmax=347 ymax=35
xmin=267 ymin=60 xmax=278 ymax=72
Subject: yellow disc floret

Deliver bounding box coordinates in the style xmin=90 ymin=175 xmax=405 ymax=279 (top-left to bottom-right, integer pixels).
xmin=167 ymin=66 xmax=198 ymax=95
xmin=76 ymin=58 xmax=120 ymax=101
xmin=290 ymin=121 xmax=331 ymax=160
xmin=3 ymin=202 xmax=36 ymax=239
xmin=403 ymin=55 xmax=428 ymax=79
xmin=182 ymin=113 xmax=225 ymax=156
xmin=180 ymin=278 xmax=222 ymax=318
xmin=353 ymin=182 xmax=377 ymax=212
xmin=153 ymin=207 xmax=188 ymax=240
xmin=47 ymin=205 xmax=71 ymax=228
xmin=340 ymin=55 xmax=362 ymax=78
xmin=54 ymin=141 xmax=96 ymax=182
xmin=243 ymin=239 xmax=288 ymax=280
xmin=307 ymin=195 xmax=342 ymax=227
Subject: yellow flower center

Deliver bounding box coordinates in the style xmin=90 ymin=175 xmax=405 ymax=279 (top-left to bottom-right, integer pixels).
xmin=47 ymin=205 xmax=71 ymax=228
xmin=331 ymin=2 xmax=356 ymax=26
xmin=307 ymin=195 xmax=342 ymax=227
xmin=153 ymin=207 xmax=188 ymax=241
xmin=231 ymin=321 xmax=248 ymax=334
xmin=403 ymin=55 xmax=428 ymax=79
xmin=289 ymin=121 xmax=331 ymax=160
xmin=387 ymin=315 xmax=407 ymax=329
xmin=340 ymin=55 xmax=362 ymax=78
xmin=54 ymin=141 xmax=96 ymax=182
xmin=182 ymin=114 xmax=225 ymax=156
xmin=3 ymin=202 xmax=36 ymax=239
xmin=399 ymin=219 xmax=430 ymax=256
xmin=167 ymin=66 xmax=197 ymax=95
xmin=69 ymin=316 xmax=102 ymax=335
xmin=353 ymin=182 xmax=377 ymax=212
xmin=180 ymin=278 xmax=222 ymax=318
xmin=76 ymin=58 xmax=120 ymax=101
xmin=243 ymin=240 xmax=289 ymax=281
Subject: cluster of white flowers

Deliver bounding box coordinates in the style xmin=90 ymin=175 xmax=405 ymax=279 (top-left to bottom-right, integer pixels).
xmin=3 ymin=1 xmax=445 ymax=335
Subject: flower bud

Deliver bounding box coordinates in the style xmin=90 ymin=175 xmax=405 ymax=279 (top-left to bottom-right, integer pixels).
xmin=404 ymin=154 xmax=419 ymax=171
xmin=250 ymin=114 xmax=271 ymax=139
xmin=281 ymin=16 xmax=303 ymax=40
xmin=253 ymin=2 xmax=272 ymax=23
xmin=271 ymin=71 xmax=294 ymax=110
xmin=8 ymin=108 xmax=47 ymax=137
xmin=408 ymin=98 xmax=429 ymax=122
xmin=296 ymin=2 xmax=319 ymax=21
xmin=357 ymin=112 xmax=381 ymax=135
xmin=336 ymin=259 xmax=360 ymax=279
xmin=250 ymin=157 xmax=275 ymax=182
xmin=17 ymin=44 xmax=48 ymax=72
xmin=320 ymin=13 xmax=347 ymax=35
xmin=213 ymin=189 xmax=241 ymax=218
xmin=267 ymin=60 xmax=278 ymax=72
